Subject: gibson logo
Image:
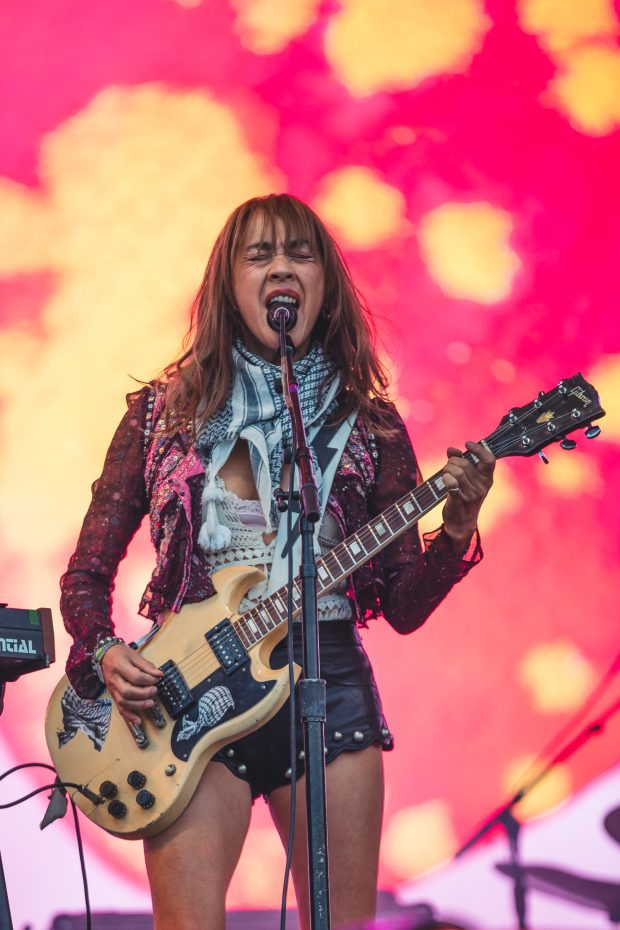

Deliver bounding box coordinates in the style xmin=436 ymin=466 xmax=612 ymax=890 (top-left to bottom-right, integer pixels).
xmin=0 ymin=637 xmax=37 ymax=656
xmin=570 ymin=386 xmax=591 ymax=406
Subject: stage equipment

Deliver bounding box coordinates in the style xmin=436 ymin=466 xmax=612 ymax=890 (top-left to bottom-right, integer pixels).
xmin=273 ymin=318 xmax=327 ymax=930
xmin=1 ymin=603 xmax=56 ymax=930
xmin=496 ymin=863 xmax=620 ymax=923
xmin=0 ymin=605 xmax=55 ymax=685
xmin=458 ymin=697 xmax=620 ymax=929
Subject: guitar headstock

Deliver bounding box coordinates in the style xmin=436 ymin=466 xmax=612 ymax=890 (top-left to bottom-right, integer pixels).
xmin=485 ymin=374 xmax=605 ymax=460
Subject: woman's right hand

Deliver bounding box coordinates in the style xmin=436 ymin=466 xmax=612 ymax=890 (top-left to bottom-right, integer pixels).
xmin=100 ymin=643 xmax=163 ymax=728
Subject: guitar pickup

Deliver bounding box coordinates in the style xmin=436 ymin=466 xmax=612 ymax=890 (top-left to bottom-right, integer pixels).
xmin=157 ymin=661 xmax=193 ymax=719
xmin=206 ymin=619 xmax=248 ymax=675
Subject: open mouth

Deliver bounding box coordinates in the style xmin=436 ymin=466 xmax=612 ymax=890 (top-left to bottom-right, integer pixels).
xmin=266 ymin=292 xmax=299 ymax=310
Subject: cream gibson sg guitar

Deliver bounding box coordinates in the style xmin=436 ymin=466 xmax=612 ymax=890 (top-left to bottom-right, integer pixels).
xmin=45 ymin=373 xmax=605 ymax=839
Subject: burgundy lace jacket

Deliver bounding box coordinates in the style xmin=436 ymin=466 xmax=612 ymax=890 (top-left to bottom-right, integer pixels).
xmin=61 ymin=385 xmax=482 ymax=697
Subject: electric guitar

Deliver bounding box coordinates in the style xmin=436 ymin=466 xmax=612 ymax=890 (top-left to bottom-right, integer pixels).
xmin=45 ymin=373 xmax=605 ymax=839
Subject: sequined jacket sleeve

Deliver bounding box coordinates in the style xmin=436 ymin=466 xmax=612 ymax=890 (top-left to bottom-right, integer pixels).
xmin=60 ymin=390 xmax=149 ymax=697
xmin=357 ymin=402 xmax=482 ymax=633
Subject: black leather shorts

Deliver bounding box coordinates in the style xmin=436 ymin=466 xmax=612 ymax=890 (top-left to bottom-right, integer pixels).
xmin=212 ymin=621 xmax=394 ymax=800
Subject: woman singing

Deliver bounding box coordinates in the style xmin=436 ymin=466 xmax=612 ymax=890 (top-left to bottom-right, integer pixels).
xmin=61 ymin=193 xmax=495 ymax=929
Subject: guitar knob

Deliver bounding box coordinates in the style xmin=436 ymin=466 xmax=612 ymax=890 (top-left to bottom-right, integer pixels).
xmin=107 ymin=800 xmax=127 ymax=819
xmin=585 ymin=424 xmax=601 ymax=439
xmin=127 ymin=770 xmax=147 ymax=790
xmin=136 ymin=789 xmax=156 ymax=810
xmin=99 ymin=780 xmax=118 ymax=800
xmin=560 ymin=438 xmax=577 ymax=450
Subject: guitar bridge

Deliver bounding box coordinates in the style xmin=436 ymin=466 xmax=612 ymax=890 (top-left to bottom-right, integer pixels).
xmin=157 ymin=661 xmax=193 ymax=719
xmin=206 ymin=619 xmax=248 ymax=675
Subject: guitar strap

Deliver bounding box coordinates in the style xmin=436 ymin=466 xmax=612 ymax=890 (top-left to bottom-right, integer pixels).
xmin=266 ymin=408 xmax=359 ymax=595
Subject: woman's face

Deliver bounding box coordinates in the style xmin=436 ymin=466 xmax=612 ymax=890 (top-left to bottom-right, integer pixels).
xmin=232 ymin=213 xmax=325 ymax=361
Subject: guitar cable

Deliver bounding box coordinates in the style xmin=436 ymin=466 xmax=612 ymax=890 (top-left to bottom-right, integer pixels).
xmin=0 ymin=760 xmax=92 ymax=930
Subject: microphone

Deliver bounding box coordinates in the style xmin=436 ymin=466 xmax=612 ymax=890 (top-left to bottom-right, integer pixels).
xmin=267 ymin=302 xmax=298 ymax=333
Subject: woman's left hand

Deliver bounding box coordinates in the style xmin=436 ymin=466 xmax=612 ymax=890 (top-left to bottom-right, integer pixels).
xmin=441 ymin=441 xmax=496 ymax=551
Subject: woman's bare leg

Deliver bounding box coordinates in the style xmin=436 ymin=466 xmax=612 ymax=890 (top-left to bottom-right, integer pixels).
xmin=144 ymin=761 xmax=252 ymax=930
xmin=268 ymin=745 xmax=384 ymax=930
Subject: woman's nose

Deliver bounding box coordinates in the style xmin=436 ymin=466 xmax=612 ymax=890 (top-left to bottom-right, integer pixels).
xmin=267 ymin=253 xmax=294 ymax=280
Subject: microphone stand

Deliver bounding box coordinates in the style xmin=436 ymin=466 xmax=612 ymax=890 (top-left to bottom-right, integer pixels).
xmin=277 ymin=317 xmax=331 ymax=930
xmin=455 ymin=697 xmax=620 ymax=930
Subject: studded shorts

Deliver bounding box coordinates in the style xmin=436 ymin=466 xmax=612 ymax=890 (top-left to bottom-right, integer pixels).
xmin=211 ymin=621 xmax=394 ymax=801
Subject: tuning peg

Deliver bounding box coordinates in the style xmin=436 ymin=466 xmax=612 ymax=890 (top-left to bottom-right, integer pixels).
xmin=585 ymin=424 xmax=601 ymax=439
xmin=560 ymin=437 xmax=577 ymax=450
xmin=538 ymin=450 xmax=549 ymax=464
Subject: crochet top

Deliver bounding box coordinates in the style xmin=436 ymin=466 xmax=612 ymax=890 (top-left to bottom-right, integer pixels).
xmin=207 ymin=477 xmax=353 ymax=620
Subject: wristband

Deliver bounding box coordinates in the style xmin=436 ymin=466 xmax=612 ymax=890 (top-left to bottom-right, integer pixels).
xmin=91 ymin=635 xmax=125 ymax=684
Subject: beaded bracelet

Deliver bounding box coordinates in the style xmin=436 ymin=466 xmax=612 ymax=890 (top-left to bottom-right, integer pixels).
xmin=91 ymin=635 xmax=125 ymax=683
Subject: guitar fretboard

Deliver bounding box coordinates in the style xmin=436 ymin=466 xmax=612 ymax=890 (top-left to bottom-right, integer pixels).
xmin=232 ymin=467 xmax=453 ymax=650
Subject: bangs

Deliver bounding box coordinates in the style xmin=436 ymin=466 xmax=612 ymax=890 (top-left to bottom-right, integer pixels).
xmin=230 ymin=194 xmax=327 ymax=263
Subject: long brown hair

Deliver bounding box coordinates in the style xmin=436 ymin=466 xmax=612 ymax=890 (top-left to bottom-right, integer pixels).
xmin=162 ymin=193 xmax=392 ymax=431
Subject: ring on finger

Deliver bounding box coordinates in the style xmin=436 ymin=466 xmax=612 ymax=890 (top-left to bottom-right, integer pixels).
xmin=449 ymin=486 xmax=460 ymax=495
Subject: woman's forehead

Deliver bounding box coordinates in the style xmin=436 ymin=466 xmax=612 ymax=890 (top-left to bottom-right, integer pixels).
xmin=239 ymin=210 xmax=314 ymax=248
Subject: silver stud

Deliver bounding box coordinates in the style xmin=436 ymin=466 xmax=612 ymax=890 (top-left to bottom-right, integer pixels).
xmin=285 ymin=767 xmax=292 ymax=778
xmin=333 ymin=731 xmax=343 ymax=741
xmin=237 ymin=763 xmax=247 ymax=775
xmin=226 ymin=748 xmax=235 ymax=757
xmin=164 ymin=764 xmax=176 ymax=776
xmin=380 ymin=727 xmax=390 ymax=738
xmin=298 ymin=750 xmax=305 ymax=760
xmin=353 ymin=730 xmax=364 ymax=743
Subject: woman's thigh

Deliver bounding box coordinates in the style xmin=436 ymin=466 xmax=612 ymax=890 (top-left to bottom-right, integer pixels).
xmin=268 ymin=745 xmax=384 ymax=930
xmin=144 ymin=759 xmax=253 ymax=930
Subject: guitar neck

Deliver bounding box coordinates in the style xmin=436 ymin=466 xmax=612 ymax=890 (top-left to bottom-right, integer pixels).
xmin=233 ymin=467 xmax=452 ymax=649
xmin=218 ymin=374 xmax=605 ymax=657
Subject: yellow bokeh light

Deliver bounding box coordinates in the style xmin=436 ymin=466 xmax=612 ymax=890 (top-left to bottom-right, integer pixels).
xmin=382 ymin=800 xmax=458 ymax=878
xmin=587 ymin=355 xmax=620 ymax=442
xmin=231 ymin=0 xmax=322 ymax=53
xmin=0 ymin=83 xmax=281 ymax=557
xmin=546 ymin=44 xmax=620 ymax=136
xmin=504 ymin=754 xmax=572 ymax=821
xmin=536 ymin=452 xmax=605 ymax=498
xmin=0 ymin=180 xmax=55 ymax=273
xmin=491 ymin=359 xmax=516 ymax=383
xmin=517 ymin=0 xmax=620 ymax=135
xmin=518 ymin=0 xmax=618 ymax=52
xmin=418 ymin=202 xmax=521 ymax=304
xmin=324 ymin=0 xmax=490 ymax=96
xmin=519 ymin=640 xmax=597 ymax=713
xmin=313 ymin=166 xmax=406 ymax=249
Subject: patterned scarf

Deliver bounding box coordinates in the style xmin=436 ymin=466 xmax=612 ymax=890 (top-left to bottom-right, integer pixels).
xmin=196 ymin=340 xmax=340 ymax=552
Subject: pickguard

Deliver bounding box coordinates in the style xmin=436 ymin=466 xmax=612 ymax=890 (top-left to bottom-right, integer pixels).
xmin=171 ymin=663 xmax=276 ymax=761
